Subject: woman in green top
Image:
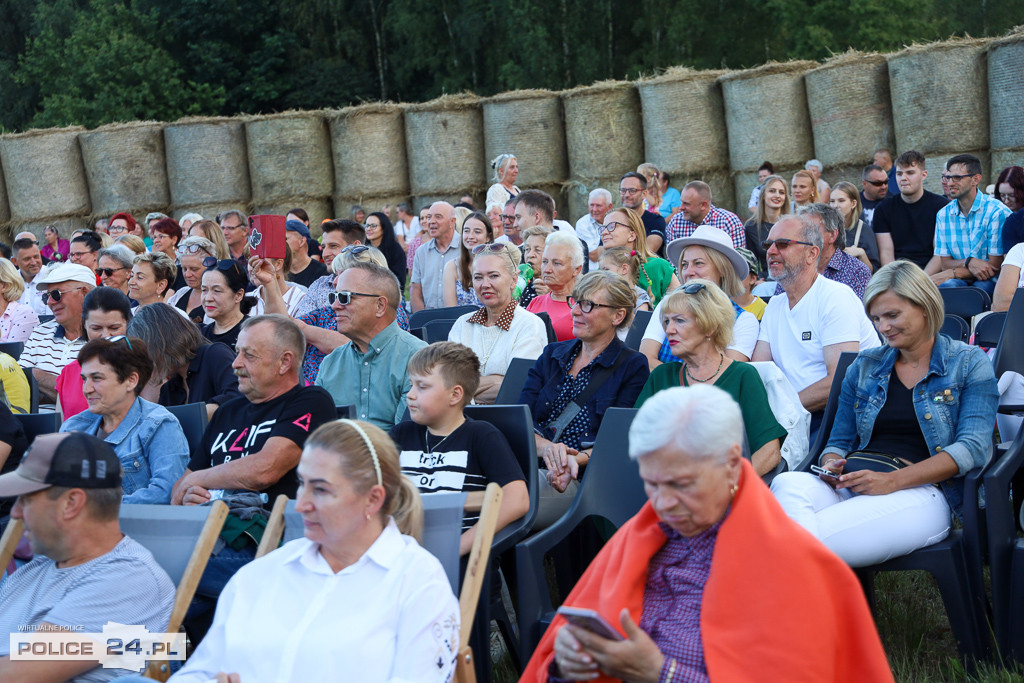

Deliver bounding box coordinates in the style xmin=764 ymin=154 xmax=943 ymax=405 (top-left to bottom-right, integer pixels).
xmin=598 ymin=206 xmax=679 ymax=305
xmin=634 ymin=280 xmax=787 ymax=476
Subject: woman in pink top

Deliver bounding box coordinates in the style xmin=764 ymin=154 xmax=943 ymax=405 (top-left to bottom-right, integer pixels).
xmin=526 ymin=231 xmax=584 ymax=341
xmin=0 ymin=260 xmax=39 ymax=342
xmin=41 ymin=224 xmax=71 ymax=263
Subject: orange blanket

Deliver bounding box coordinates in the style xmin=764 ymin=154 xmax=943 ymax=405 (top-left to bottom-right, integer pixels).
xmin=520 ymin=459 xmax=894 ymax=682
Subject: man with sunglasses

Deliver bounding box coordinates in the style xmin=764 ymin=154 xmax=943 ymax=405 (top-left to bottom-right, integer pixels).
xmin=292 ymin=219 xmax=366 ymax=319
xmin=926 ymin=153 xmax=1011 ymax=295
xmin=20 ymin=263 xmax=95 ymax=403
xmin=872 ymin=151 xmax=951 ymax=268
xmin=859 ymin=164 xmax=890 ymax=226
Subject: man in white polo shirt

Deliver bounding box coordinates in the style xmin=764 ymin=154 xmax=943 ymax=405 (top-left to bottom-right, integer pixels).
xmin=752 ymin=214 xmax=880 ymax=441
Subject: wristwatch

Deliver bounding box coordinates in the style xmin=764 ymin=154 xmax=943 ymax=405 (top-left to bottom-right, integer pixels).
xmin=965 ymin=257 xmax=973 ymax=271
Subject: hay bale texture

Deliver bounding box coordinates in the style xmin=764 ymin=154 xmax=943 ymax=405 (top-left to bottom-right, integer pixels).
xmin=719 ymin=61 xmax=818 ymax=172
xmin=637 ymin=68 xmax=729 ymax=175
xmin=330 ymin=103 xmax=408 ymax=199
xmin=405 ymin=96 xmax=485 ymax=196
xmin=992 ymin=149 xmax=1024 ymax=173
xmin=988 ymin=30 xmax=1024 ymax=151
xmin=483 ymin=90 xmax=567 ymax=186
xmin=562 ymin=81 xmax=644 ymax=182
xmin=0 ymin=159 xmax=9 ymax=224
xmin=13 ymin=215 xmax=90 ymax=243
xmin=245 ymin=112 xmax=333 ymax=204
xmin=566 ymin=177 xmax=621 ymax=224
xmin=164 ymin=117 xmax=251 ymax=210
xmin=0 ymin=126 xmax=91 ymax=220
xmin=888 ymin=39 xmax=989 ymax=156
xmin=805 ymin=52 xmax=894 ymax=167
xmin=80 ymin=121 xmax=169 ymax=216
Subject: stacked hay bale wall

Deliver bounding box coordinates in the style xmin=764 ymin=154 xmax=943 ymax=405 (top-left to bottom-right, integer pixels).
xmin=80 ymin=121 xmax=169 ymax=222
xmin=563 ymin=82 xmax=643 ymax=221
xmin=164 ymin=116 xmax=251 ymax=221
xmin=405 ymin=96 xmax=484 ymax=212
xmin=0 ymin=126 xmax=91 ymax=242
xmin=988 ymin=30 xmax=1024 ymax=177
xmin=0 ymin=160 xmax=9 ymax=241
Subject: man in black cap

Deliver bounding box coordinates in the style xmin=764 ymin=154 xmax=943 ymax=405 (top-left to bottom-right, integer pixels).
xmin=0 ymin=433 xmax=175 ymax=682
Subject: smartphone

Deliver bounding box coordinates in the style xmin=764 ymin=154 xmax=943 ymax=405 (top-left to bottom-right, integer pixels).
xmin=810 ymin=465 xmax=840 ymax=479
xmin=556 ymin=606 xmax=624 ymax=641
xmin=248 ymin=214 xmax=287 ymax=259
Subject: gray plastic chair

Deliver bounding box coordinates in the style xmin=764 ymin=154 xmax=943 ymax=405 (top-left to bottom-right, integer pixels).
xmin=14 ymin=412 xmax=59 ymax=444
xmin=166 ymin=402 xmax=208 ymax=454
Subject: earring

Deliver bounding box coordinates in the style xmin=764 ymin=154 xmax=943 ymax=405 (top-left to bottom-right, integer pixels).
xmin=730 ymin=483 xmax=739 ymax=497
xmin=364 ymin=512 xmax=371 ymax=521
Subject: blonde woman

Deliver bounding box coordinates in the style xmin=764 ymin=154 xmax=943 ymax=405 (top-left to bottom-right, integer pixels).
xmin=744 ymin=174 xmax=790 ymax=277
xmin=830 ymin=181 xmax=879 ymax=272
xmin=598 ymin=206 xmax=680 ymax=305
xmin=637 ymin=163 xmax=663 ymax=215
xmin=791 ymin=170 xmax=818 ymax=208
xmin=0 ymin=258 xmax=38 ymax=342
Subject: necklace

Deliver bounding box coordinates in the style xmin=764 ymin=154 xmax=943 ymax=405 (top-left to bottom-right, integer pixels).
xmin=424 ymin=429 xmax=454 ymax=454
xmin=684 ymin=352 xmax=724 ymax=383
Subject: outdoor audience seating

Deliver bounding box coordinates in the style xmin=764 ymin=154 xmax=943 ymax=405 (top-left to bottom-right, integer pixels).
xmin=797 ymin=351 xmax=858 ymax=473
xmin=972 ymin=311 xmax=1006 ymax=348
xmin=493 ymin=358 xmax=535 ymax=406
xmin=423 ymin=318 xmax=458 ymax=343
xmin=623 ymin=309 xmax=652 ymax=350
xmin=14 ymin=411 xmax=59 ymax=444
xmin=409 ymin=305 xmax=478 ymax=331
xmin=166 ymin=403 xmax=208 ymax=455
xmin=0 ymin=341 xmax=24 ymax=360
xmin=940 ymin=286 xmax=991 ymax=323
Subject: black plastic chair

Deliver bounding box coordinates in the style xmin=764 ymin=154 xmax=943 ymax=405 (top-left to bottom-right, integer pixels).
xmin=422 ymin=318 xmax=457 ymax=343
xmin=335 ymin=404 xmax=354 ymax=418
xmin=535 ymin=312 xmax=557 ymax=344
xmin=38 ymin=315 xmax=54 ymax=325
xmin=0 ymin=342 xmax=24 ymax=361
xmin=14 ymin=412 xmax=59 ymax=443
xmin=409 ymin=305 xmax=477 ymax=330
xmin=166 ymin=402 xmax=209 ymax=454
xmin=23 ymin=367 xmax=39 ymax=413
xmin=797 ymin=351 xmax=858 ymax=472
xmin=515 ymin=407 xmax=644 ymax=662
xmin=623 ymin=310 xmax=652 ymax=350
xmin=972 ymin=311 xmax=1006 ymax=349
xmin=940 ymin=286 xmax=991 ymax=322
xmin=940 ymin=314 xmax=970 ymax=342
xmin=494 ymin=358 xmax=536 ymax=406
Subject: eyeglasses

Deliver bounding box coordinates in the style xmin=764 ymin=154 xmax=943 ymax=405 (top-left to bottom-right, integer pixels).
xmin=95 ymin=267 xmax=127 ymax=277
xmin=202 ymin=257 xmax=244 ymax=277
xmin=69 ymin=250 xmax=94 ymax=259
xmin=619 ymin=187 xmax=642 ymax=196
xmin=328 ymin=290 xmax=380 ymax=306
xmin=106 ymin=335 xmax=133 ymax=350
xmin=940 ymin=174 xmax=975 ymax=182
xmin=762 ymin=238 xmax=815 ymax=251
xmin=999 ymin=193 xmax=1017 ymax=203
xmin=362 ymin=223 xmax=381 ymax=230
xmin=599 ymin=221 xmax=628 ymax=236
xmin=864 ymin=179 xmax=888 ymax=187
xmin=41 ymin=286 xmax=85 ymax=304
xmin=220 ymin=223 xmax=245 ymax=231
xmin=471 ymin=243 xmax=510 ymax=256
xmin=500 ymin=215 xmax=515 ymax=225
xmin=567 ymin=296 xmax=617 ymax=313
xmin=339 ymin=245 xmax=371 ymax=257
xmin=108 ymin=224 xmax=129 ymax=234
xmin=682 ymin=282 xmax=707 ymax=295
xmin=178 ymin=244 xmax=212 ymax=256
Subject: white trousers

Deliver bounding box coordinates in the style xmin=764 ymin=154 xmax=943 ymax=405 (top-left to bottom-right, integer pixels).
xmin=770 ymin=472 xmax=951 ymax=567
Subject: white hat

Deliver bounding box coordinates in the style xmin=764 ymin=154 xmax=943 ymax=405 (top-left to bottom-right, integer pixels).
xmin=666 ymin=226 xmax=749 ymax=281
xmin=34 ymin=263 xmax=96 ymax=290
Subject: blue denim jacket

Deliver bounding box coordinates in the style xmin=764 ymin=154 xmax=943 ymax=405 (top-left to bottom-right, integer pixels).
xmin=61 ymin=397 xmax=191 ymax=504
xmin=824 ymin=333 xmax=998 ymax=515
xmin=520 ymin=337 xmax=650 ymax=447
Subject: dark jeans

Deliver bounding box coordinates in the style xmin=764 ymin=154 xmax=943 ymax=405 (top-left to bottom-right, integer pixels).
xmin=939 ymin=277 xmax=997 ymax=296
xmin=183 ymin=542 xmax=256 ymax=645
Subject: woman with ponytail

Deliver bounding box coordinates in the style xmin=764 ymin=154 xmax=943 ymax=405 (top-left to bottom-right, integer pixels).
xmin=171 ymin=419 xmax=460 ymax=682
xmin=598 ymin=207 xmax=679 ymax=306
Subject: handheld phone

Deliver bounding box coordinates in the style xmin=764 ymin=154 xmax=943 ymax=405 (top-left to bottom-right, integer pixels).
xmin=556 ymin=606 xmax=624 ymax=641
xmin=810 ymin=465 xmax=841 ymax=479
xmin=248 ymin=214 xmax=287 ymax=259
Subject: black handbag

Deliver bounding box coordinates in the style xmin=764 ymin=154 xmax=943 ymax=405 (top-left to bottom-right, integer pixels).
xmin=843 ymin=451 xmax=909 ymax=474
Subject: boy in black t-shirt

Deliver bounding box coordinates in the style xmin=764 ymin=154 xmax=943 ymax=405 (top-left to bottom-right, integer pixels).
xmin=391 ymin=342 xmax=529 ymax=555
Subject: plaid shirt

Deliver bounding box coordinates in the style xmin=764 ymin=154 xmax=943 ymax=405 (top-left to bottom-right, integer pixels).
xmin=934 ymin=191 xmax=1011 ymax=259
xmin=666 ymin=204 xmax=745 ymax=249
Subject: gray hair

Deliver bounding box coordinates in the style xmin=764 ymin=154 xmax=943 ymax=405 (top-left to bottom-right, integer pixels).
xmin=589 ymin=188 xmax=613 ymax=204
xmin=145 ymin=212 xmax=169 ymax=224
xmin=127 ymin=303 xmax=209 ymax=380
xmin=490 ymin=153 xmax=516 ymax=182
xmin=797 ymin=203 xmax=846 ymax=250
xmin=219 ymin=209 xmax=248 ymax=226
xmin=179 ymin=212 xmax=204 ymax=225
xmin=97 ymin=244 xmax=135 ymax=270
xmin=775 ymin=213 xmax=823 ymax=251
xmin=544 ymin=230 xmax=584 ymax=269
xmin=629 ymin=385 xmax=743 ymax=464
xmin=241 ymin=314 xmax=306 ymax=369
xmin=805 ymin=159 xmax=823 ymax=172
xmin=341 ymin=260 xmax=401 ymax=312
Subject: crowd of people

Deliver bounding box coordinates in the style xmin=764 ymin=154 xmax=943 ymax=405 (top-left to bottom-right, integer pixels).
xmin=0 ymin=146 xmax=1020 ymax=681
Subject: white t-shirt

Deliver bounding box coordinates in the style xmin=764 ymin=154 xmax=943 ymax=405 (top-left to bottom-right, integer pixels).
xmin=1004 ymin=242 xmax=1024 ymax=288
xmin=397 ymin=217 xmax=420 ymax=242
xmin=575 ymin=214 xmax=602 ymax=264
xmin=553 ymin=219 xmax=576 ymax=233
xmin=757 ymin=275 xmax=880 ymax=392
xmin=643 ymin=299 xmax=760 ymax=360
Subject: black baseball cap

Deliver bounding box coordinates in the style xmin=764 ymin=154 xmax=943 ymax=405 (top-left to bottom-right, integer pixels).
xmin=0 ymin=432 xmax=122 ymax=497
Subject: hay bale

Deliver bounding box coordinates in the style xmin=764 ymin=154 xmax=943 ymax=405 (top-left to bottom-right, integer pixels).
xmin=565 ymin=176 xmax=621 ymax=225
xmin=562 ymin=82 xmax=643 ymax=181
xmin=339 ymin=193 xmax=412 ymax=222
xmin=13 ymin=215 xmax=90 ymax=243
xmin=171 ymin=203 xmax=250 ymax=227
xmin=0 ymin=126 xmax=91 ymax=220
xmin=823 ymin=165 xmax=865 ymax=189
xmin=637 ymin=68 xmax=729 ymax=174
xmin=80 ymin=121 xmax=169 ymax=216
xmin=719 ymin=61 xmax=818 ymax=172
xmin=0 ymin=159 xmax=9 ymax=223
xmin=330 ymin=103 xmax=408 ymax=199
xmin=405 ymin=96 xmax=485 ymax=196
xmin=923 ymin=150 xmax=990 ymax=195
xmin=250 ymin=198 xmax=334 ymax=238
xmin=888 ymin=39 xmax=989 ymax=156
xmin=482 ymin=90 xmax=566 ymax=186
xmin=245 ymin=112 xmax=333 ymax=203
xmin=989 ymin=31 xmax=1024 ymax=151
xmin=164 ymin=117 xmax=251 ymax=209
xmin=992 ymin=149 xmax=1024 ymax=173
xmin=805 ymin=52 xmax=894 ymax=167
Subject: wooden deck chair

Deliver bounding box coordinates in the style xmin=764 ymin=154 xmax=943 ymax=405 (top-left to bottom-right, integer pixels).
xmin=123 ymin=501 xmax=229 ymax=681
xmin=455 ymin=482 xmax=503 ymax=683
xmin=0 ymin=518 xmax=24 ymax=575
xmin=255 ymin=494 xmax=289 ymax=559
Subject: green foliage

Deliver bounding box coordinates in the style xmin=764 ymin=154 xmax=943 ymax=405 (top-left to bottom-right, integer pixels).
xmin=2 ymin=0 xmax=1023 ymax=132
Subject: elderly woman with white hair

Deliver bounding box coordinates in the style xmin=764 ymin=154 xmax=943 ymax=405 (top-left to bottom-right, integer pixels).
xmin=522 ymin=384 xmax=893 ymax=683
xmin=526 ymin=230 xmax=585 ymax=341
xmin=0 ymin=258 xmax=39 ymax=342
xmin=486 ymin=153 xmax=520 ymax=208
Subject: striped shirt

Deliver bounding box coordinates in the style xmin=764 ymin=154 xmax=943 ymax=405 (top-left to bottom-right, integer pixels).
xmin=666 ymin=204 xmax=745 ymax=249
xmin=20 ymin=319 xmax=85 ymax=376
xmin=0 ymin=535 xmax=175 ymax=681
xmin=934 ymin=191 xmax=1011 ymax=259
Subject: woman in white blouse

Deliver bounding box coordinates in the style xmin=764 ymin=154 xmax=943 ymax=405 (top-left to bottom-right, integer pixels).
xmin=170 ymin=419 xmax=459 ymax=683
xmin=486 ymin=153 xmax=520 ymax=208
xmin=448 ymin=243 xmax=548 ymax=403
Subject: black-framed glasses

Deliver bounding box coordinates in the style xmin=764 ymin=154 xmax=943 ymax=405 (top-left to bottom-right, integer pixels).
xmin=178 ymin=244 xmax=212 ymax=256
xmin=106 ymin=335 xmax=133 ymax=349
xmin=682 ymin=282 xmax=707 ymax=295
xmin=108 ymin=224 xmax=129 ymax=233
xmin=339 ymin=245 xmax=371 ymax=257
xmin=41 ymin=286 xmax=86 ymax=304
xmin=940 ymin=173 xmax=975 ymax=182
xmin=203 ymin=256 xmax=244 ymax=276
xmin=220 ymin=222 xmax=245 ymax=231
xmin=471 ymin=243 xmax=510 ymax=256
xmin=95 ymin=267 xmax=127 ymax=277
xmin=328 ymin=290 xmax=380 ymax=306
xmin=762 ymin=238 xmax=814 ymax=251
xmin=599 ymin=221 xmax=628 ymax=236
xmin=500 ymin=215 xmax=515 ymax=225
xmin=567 ymin=296 xmax=617 ymax=313
xmin=362 ymin=222 xmax=382 ymax=231
xmin=864 ymin=179 xmax=888 ymax=187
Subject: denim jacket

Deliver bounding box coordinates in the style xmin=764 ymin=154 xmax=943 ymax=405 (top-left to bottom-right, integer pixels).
xmin=520 ymin=337 xmax=650 ymax=447
xmin=824 ymin=333 xmax=998 ymax=515
xmin=61 ymin=397 xmax=191 ymax=504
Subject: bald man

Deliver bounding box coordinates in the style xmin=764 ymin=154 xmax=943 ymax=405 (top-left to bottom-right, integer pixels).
xmin=410 ymin=201 xmax=460 ymax=311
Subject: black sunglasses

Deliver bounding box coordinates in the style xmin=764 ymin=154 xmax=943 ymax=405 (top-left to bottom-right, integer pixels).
xmin=328 ymin=290 xmax=381 ymax=306
xmin=762 ymin=238 xmax=815 ymax=251
xmin=339 ymin=245 xmax=371 ymax=257
xmin=41 ymin=286 xmax=86 ymax=304
xmin=106 ymin=335 xmax=133 ymax=350
xmin=864 ymin=179 xmax=888 ymax=187
xmin=95 ymin=267 xmax=127 ymax=277
xmin=682 ymin=282 xmax=707 ymax=295
xmin=203 ymin=257 xmax=244 ymax=276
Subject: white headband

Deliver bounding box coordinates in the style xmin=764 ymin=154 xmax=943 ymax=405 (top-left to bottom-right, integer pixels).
xmin=339 ymin=419 xmax=382 ymax=486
